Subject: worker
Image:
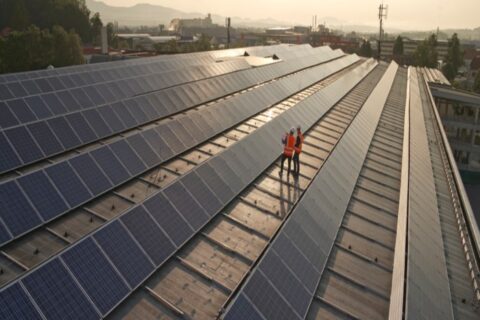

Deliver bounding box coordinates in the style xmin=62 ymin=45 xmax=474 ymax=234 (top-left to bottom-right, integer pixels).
xmin=293 ymin=125 xmax=304 ymax=175
xmin=280 ymin=128 xmax=295 ymax=175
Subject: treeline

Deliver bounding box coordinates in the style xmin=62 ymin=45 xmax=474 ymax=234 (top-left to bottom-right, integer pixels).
xmin=0 ymin=26 xmax=84 ymax=73
xmin=0 ymin=0 xmax=109 ymax=73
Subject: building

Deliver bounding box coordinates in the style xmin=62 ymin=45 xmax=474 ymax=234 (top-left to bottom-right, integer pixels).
xmin=170 ymin=14 xmax=214 ymax=32
xmin=380 ymin=38 xmax=450 ymax=62
xmin=0 ymin=45 xmax=479 ymax=320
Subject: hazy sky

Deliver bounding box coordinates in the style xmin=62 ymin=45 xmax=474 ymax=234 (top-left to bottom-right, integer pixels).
xmin=100 ymin=0 xmax=479 ymax=30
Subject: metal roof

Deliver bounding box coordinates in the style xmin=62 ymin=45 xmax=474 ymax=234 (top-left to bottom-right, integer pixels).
xmin=0 ymin=45 xmax=479 ymax=320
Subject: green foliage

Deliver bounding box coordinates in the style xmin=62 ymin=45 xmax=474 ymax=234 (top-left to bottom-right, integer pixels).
xmin=414 ymin=34 xmax=438 ymax=68
xmin=0 ymin=25 xmax=84 ymax=74
xmin=393 ymin=36 xmax=404 ymax=55
xmin=441 ymin=33 xmax=463 ymax=81
xmin=358 ymin=40 xmax=372 ymax=58
xmin=474 ymin=72 xmax=480 ymax=94
xmin=90 ymin=12 xmax=103 ymax=45
xmin=1 ymin=0 xmax=95 ymax=42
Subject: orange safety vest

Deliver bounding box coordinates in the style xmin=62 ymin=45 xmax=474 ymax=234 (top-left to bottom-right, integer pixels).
xmin=294 ymin=133 xmax=304 ymax=154
xmin=283 ymin=134 xmax=295 ymax=157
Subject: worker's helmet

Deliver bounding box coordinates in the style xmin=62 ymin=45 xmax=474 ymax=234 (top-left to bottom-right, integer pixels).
xmin=297 ymin=125 xmax=301 ymax=131
xmin=290 ymin=127 xmax=295 ymax=134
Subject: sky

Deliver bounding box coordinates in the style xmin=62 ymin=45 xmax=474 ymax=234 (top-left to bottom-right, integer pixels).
xmin=99 ymin=0 xmax=479 ymax=30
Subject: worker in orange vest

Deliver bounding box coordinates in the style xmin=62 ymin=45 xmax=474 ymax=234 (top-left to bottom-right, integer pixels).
xmin=280 ymin=128 xmax=296 ymax=175
xmin=293 ymin=126 xmax=304 ymax=175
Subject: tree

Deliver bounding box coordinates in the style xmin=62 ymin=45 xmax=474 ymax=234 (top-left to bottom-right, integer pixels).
xmin=8 ymin=0 xmax=30 ymax=30
xmin=90 ymin=12 xmax=103 ymax=45
xmin=358 ymin=40 xmax=372 ymax=58
xmin=393 ymin=36 xmax=404 ymax=55
xmin=474 ymin=72 xmax=480 ymax=94
xmin=414 ymin=34 xmax=438 ymax=68
xmin=442 ymin=33 xmax=463 ymax=81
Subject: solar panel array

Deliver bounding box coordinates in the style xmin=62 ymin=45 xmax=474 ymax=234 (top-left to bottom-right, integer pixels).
xmin=0 ymin=47 xmax=374 ymax=319
xmin=0 ymin=50 xmax=352 ymax=246
xmin=224 ymin=62 xmax=399 ymax=320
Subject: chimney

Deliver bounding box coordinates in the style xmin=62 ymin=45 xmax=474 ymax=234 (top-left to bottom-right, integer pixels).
xmin=101 ymin=26 xmax=108 ymax=54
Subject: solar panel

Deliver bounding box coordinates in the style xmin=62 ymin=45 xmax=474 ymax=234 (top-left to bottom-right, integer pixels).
xmin=167 ymin=121 xmax=197 ymax=148
xmin=224 ymin=293 xmax=264 ymax=320
xmin=70 ymin=87 xmax=93 ymax=108
xmin=47 ymin=117 xmax=81 ymax=149
xmin=110 ymin=140 xmax=146 ymax=175
xmin=56 ymin=90 xmax=81 ymax=112
xmin=4 ymin=126 xmax=44 ymax=164
xmin=24 ymin=96 xmax=52 ymax=120
xmin=45 ymin=162 xmax=92 ymax=207
xmin=7 ymin=99 xmax=37 ymax=123
xmin=180 ymin=171 xmax=223 ymax=215
xmin=163 ymin=182 xmax=210 ymax=230
xmin=195 ymin=162 xmax=235 ymax=204
xmin=0 ymin=181 xmax=42 ymax=237
xmin=17 ymin=171 xmax=69 ymax=221
xmin=82 ymin=109 xmax=113 ymax=138
xmin=0 ymin=283 xmax=44 ymax=320
xmin=126 ymin=134 xmax=161 ymax=167
xmin=61 ymin=238 xmax=130 ymax=315
xmin=0 ymin=101 xmax=18 ymax=128
xmin=6 ymin=83 xmax=27 ymax=98
xmin=141 ymin=129 xmax=173 ymax=160
xmin=125 ymin=100 xmax=149 ymax=124
xmin=94 ymin=220 xmax=154 ymax=288
xmin=97 ymin=105 xmax=126 ymax=133
xmin=121 ymin=206 xmax=176 ymax=266
xmin=21 ymin=259 xmax=100 ymax=320
xmin=27 ymin=122 xmax=64 ymax=156
xmin=0 ymin=132 xmax=22 ymax=172
xmin=155 ymin=124 xmax=186 ymax=154
xmin=69 ymin=153 xmax=113 ymax=196
xmin=90 ymin=146 xmax=130 ymax=185
xmin=209 ymin=156 xmax=244 ymax=194
xmin=65 ymin=113 xmax=97 ymax=143
xmin=243 ymin=270 xmax=301 ymax=320
xmin=111 ymin=101 xmax=138 ymax=128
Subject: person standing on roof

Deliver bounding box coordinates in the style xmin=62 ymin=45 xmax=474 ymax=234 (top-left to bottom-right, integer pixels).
xmin=280 ymin=128 xmax=295 ymax=175
xmin=293 ymin=126 xmax=303 ymax=176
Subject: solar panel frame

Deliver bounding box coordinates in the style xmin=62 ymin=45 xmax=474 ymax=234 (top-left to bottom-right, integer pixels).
xmin=93 ymin=220 xmax=155 ymax=288
xmin=21 ymin=258 xmax=100 ymax=320
xmin=61 ymin=238 xmax=130 ymax=315
xmin=17 ymin=170 xmax=69 ymax=221
xmin=121 ymin=206 xmax=176 ymax=266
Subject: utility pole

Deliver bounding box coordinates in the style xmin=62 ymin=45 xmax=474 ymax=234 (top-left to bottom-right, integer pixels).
xmin=225 ymin=17 xmax=231 ymax=48
xmin=378 ymin=3 xmax=388 ymax=60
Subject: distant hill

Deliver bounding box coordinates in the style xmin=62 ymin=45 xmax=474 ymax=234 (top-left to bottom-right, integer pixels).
xmin=85 ymin=0 xmax=293 ymax=28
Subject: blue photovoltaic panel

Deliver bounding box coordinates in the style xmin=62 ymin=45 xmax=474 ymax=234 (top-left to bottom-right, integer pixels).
xmin=62 ymin=238 xmax=130 ymax=315
xmin=65 ymin=113 xmax=97 ymax=144
xmin=111 ymin=101 xmax=138 ymax=128
xmin=42 ymin=93 xmax=67 ymax=115
xmin=35 ymin=78 xmax=53 ymax=92
xmin=0 ymin=132 xmax=22 ymax=172
xmin=25 ymin=96 xmax=52 ymax=119
xmin=125 ymin=100 xmax=148 ymax=124
xmin=4 ymin=126 xmax=44 ymax=164
xmin=110 ymin=140 xmax=146 ymax=175
xmin=69 ymin=153 xmax=112 ymax=195
xmin=70 ymin=88 xmax=93 ymax=108
xmin=243 ymin=271 xmax=301 ymax=320
xmin=27 ymin=122 xmax=64 ymax=156
xmin=57 ymin=90 xmax=81 ymax=112
xmin=141 ymin=129 xmax=173 ymax=160
xmin=155 ymin=125 xmax=186 ymax=154
xmin=22 ymin=259 xmax=99 ymax=320
xmin=143 ymin=193 xmax=193 ymax=246
xmin=163 ymin=183 xmax=210 ymax=230
xmin=97 ymin=105 xmax=126 ymax=133
xmin=91 ymin=147 xmax=130 ymax=185
xmin=126 ymin=134 xmax=160 ymax=167
xmin=0 ymin=101 xmax=19 ymax=128
xmin=94 ymin=220 xmax=154 ymax=288
xmin=0 ymin=283 xmax=43 ymax=320
xmin=45 ymin=162 xmax=92 ymax=207
xmin=82 ymin=109 xmax=112 ymax=138
xmin=224 ymin=294 xmax=264 ymax=320
xmin=121 ymin=206 xmax=175 ymax=266
xmin=22 ymin=80 xmax=41 ymax=95
xmin=0 ymin=84 xmax=14 ymax=100
xmin=259 ymin=250 xmax=311 ymax=316
xmin=195 ymin=163 xmax=234 ymax=204
xmin=0 ymin=181 xmax=42 ymax=237
xmin=47 ymin=117 xmax=81 ymax=149
xmin=0 ymin=220 xmax=12 ymax=244
xmin=181 ymin=172 xmax=222 ymax=215
xmin=6 ymin=99 xmax=36 ymax=123
xmin=6 ymin=83 xmax=27 ymax=97
xmin=18 ymin=171 xmax=69 ymax=221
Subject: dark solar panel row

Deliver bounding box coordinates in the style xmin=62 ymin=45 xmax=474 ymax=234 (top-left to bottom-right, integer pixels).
xmin=0 ymin=44 xmax=293 ymax=85
xmin=0 ymin=57 xmax=374 ymax=319
xmin=0 ymin=55 xmax=357 ymax=245
xmin=0 ymin=50 xmax=343 ymax=174
xmin=224 ymin=62 xmax=399 ymax=320
xmin=405 ymin=69 xmax=454 ymax=319
xmin=0 ymin=59 xmax=249 ymax=126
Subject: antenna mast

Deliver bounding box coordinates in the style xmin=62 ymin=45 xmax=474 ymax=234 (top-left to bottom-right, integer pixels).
xmin=378 ymin=3 xmax=388 ymax=59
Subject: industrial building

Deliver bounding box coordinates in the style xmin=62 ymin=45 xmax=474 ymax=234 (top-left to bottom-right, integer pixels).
xmin=0 ymin=44 xmax=479 ymax=320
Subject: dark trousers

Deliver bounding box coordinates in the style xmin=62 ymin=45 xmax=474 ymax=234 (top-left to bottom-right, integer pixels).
xmin=293 ymin=153 xmax=300 ymax=174
xmin=280 ymin=154 xmax=292 ymax=174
